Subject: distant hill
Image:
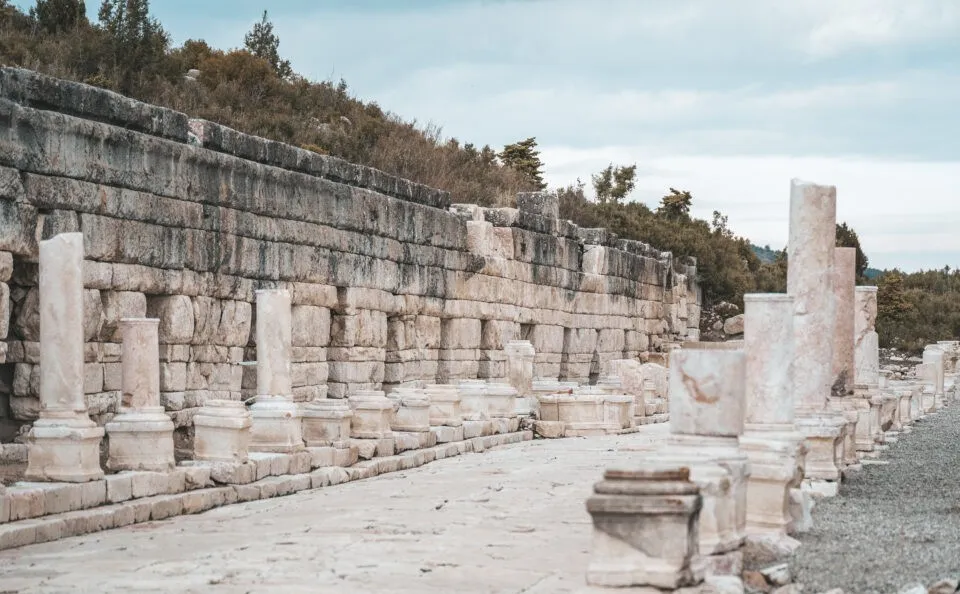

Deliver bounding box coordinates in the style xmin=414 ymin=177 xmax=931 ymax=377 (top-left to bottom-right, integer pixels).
xmin=751 ymin=244 xmax=883 ymax=279
xmin=750 ymin=244 xmax=781 ymax=264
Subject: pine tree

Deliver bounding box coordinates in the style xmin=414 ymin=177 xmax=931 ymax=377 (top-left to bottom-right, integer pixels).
xmin=97 ymin=0 xmax=169 ymax=92
xmin=836 ymin=221 xmax=869 ymax=279
xmin=498 ymin=137 xmax=546 ymax=190
xmin=244 ymin=10 xmax=292 ymax=79
xmin=592 ymin=163 xmax=637 ymax=204
xmin=877 ymin=271 xmax=912 ymax=322
xmin=657 ymin=188 xmax=693 ymax=219
xmin=30 ymin=0 xmax=86 ymax=33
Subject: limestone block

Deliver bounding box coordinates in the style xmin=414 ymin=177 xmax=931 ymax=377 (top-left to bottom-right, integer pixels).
xmin=466 ymin=220 xmax=496 ymax=256
xmin=159 ymin=362 xmax=187 ymax=392
xmin=291 ymin=305 xmax=331 ymax=347
xmin=0 ymin=251 xmax=12 ymax=282
xmin=83 ymin=363 xmax=104 ymax=394
xmin=0 ymin=282 xmax=9 ymax=340
xmin=516 ymin=191 xmax=559 ymax=219
xmin=480 ymin=319 xmax=519 ymax=350
xmin=102 ymin=362 xmax=122 ymax=392
xmin=414 ymin=315 xmax=441 ymax=349
xmin=12 ymin=363 xmax=39 ymax=397
xmin=431 ymin=424 xmax=464 ymax=443
xmin=100 ymin=291 xmax=147 ymax=341
xmin=670 ymin=350 xmax=745 ymax=437
xmin=330 ymin=309 xmax=387 ymax=347
xmin=147 ymin=295 xmax=195 ymax=344
xmin=582 ymin=245 xmax=607 ymax=275
xmin=563 ymin=327 xmax=599 ymax=355
xmin=440 ymin=318 xmax=482 ymax=349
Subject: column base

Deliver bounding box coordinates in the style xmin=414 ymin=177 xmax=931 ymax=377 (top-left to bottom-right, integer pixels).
xmin=105 ymin=408 xmax=175 ymax=472
xmin=739 ymin=428 xmax=805 ymax=536
xmin=25 ymin=415 xmax=105 ymax=482
xmin=249 ymin=397 xmax=304 ymax=453
xmin=653 ymin=450 xmax=744 ymax=556
xmin=794 ymin=413 xmax=844 ymax=481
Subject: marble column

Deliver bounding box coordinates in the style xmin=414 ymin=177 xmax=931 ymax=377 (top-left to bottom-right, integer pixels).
xmin=828 ymin=248 xmax=860 ymax=470
xmin=249 ymin=289 xmax=303 ymax=452
xmin=505 ymin=340 xmax=536 ymax=415
xmin=105 ymin=319 xmax=175 ymax=471
xmin=853 ymin=286 xmax=883 ymax=451
xmin=922 ymin=346 xmax=945 ymax=410
xmin=738 ymin=294 xmax=806 ymax=540
xmin=25 ymin=233 xmax=104 ymax=482
xmin=585 ymin=464 xmax=705 ymax=589
xmin=832 ymin=247 xmax=857 ymax=397
xmin=786 ymin=180 xmax=845 ymax=482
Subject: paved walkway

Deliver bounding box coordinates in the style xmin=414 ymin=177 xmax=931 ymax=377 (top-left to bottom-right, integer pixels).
xmin=792 ymin=403 xmax=960 ymax=593
xmin=0 ymin=426 xmax=668 ymax=594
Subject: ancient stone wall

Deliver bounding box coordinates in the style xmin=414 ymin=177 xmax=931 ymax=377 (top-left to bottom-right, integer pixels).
xmin=0 ymin=68 xmax=700 ymax=448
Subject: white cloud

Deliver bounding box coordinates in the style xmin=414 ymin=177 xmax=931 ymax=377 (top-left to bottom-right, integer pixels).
xmin=138 ymin=0 xmax=960 ymax=271
xmin=802 ymin=0 xmax=960 ymax=58
xmin=541 ymin=150 xmax=960 ymax=271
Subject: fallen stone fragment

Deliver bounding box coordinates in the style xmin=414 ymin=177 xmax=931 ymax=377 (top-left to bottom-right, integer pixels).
xmin=744 ymin=533 xmax=801 ymax=568
xmin=743 ymin=570 xmax=771 ymax=593
xmin=760 ymin=563 xmax=792 ymax=587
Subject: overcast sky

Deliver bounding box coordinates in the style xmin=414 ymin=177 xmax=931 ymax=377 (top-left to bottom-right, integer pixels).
xmin=16 ymin=0 xmax=960 ymax=271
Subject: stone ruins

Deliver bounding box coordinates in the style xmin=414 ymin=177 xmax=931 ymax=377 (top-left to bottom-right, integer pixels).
xmin=0 ymin=69 xmax=955 ymax=593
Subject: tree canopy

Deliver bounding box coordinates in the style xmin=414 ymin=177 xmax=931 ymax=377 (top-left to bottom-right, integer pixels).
xmin=498 ymin=137 xmax=546 ymax=190
xmin=243 ymin=10 xmax=292 ymax=79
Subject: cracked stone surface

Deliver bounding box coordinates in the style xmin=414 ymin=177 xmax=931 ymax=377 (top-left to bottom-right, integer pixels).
xmin=0 ymin=426 xmax=669 ymax=593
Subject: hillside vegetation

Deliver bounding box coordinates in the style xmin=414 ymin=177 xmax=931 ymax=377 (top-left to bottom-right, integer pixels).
xmin=0 ymin=0 xmax=954 ymax=351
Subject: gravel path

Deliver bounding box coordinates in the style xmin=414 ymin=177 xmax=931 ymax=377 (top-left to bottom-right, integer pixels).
xmin=792 ymin=404 xmax=960 ymax=594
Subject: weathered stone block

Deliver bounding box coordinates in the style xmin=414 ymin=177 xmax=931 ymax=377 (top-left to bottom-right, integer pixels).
xmin=147 ymin=295 xmax=195 ymax=344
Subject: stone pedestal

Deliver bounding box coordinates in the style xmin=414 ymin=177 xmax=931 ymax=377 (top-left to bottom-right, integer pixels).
xmin=486 ymin=383 xmax=518 ymax=418
xmin=25 ymin=233 xmax=105 ymax=483
xmin=607 ymin=359 xmax=646 ymax=424
xmin=604 ymin=394 xmax=635 ymax=430
xmin=585 ymin=465 xmax=705 ymax=590
xmin=787 ymin=180 xmax=844 ymax=482
xmin=794 ymin=415 xmax=844 ymax=481
xmin=655 ymin=349 xmax=750 ymax=573
xmin=249 ymin=289 xmax=303 ymax=453
xmin=302 ymin=399 xmax=353 ymax=446
xmin=106 ymin=318 xmax=175 ymax=472
xmin=348 ymin=390 xmax=395 ymax=439
xmin=739 ymin=294 xmax=806 ymax=538
xmin=194 ymin=400 xmax=253 ymax=462
xmin=425 ymin=384 xmax=462 ymax=427
xmin=563 ymin=387 xmax=620 ymax=436
xmin=458 ymin=379 xmax=489 ymax=421
xmin=505 ymin=340 xmax=535 ymax=415
xmin=388 ymin=387 xmax=432 ymax=432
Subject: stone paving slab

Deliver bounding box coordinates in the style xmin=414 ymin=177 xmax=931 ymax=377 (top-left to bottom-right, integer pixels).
xmin=0 ymin=425 xmax=670 ymax=593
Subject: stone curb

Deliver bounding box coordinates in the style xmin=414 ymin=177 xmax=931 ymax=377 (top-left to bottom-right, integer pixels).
xmin=0 ymin=430 xmax=532 ymax=551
